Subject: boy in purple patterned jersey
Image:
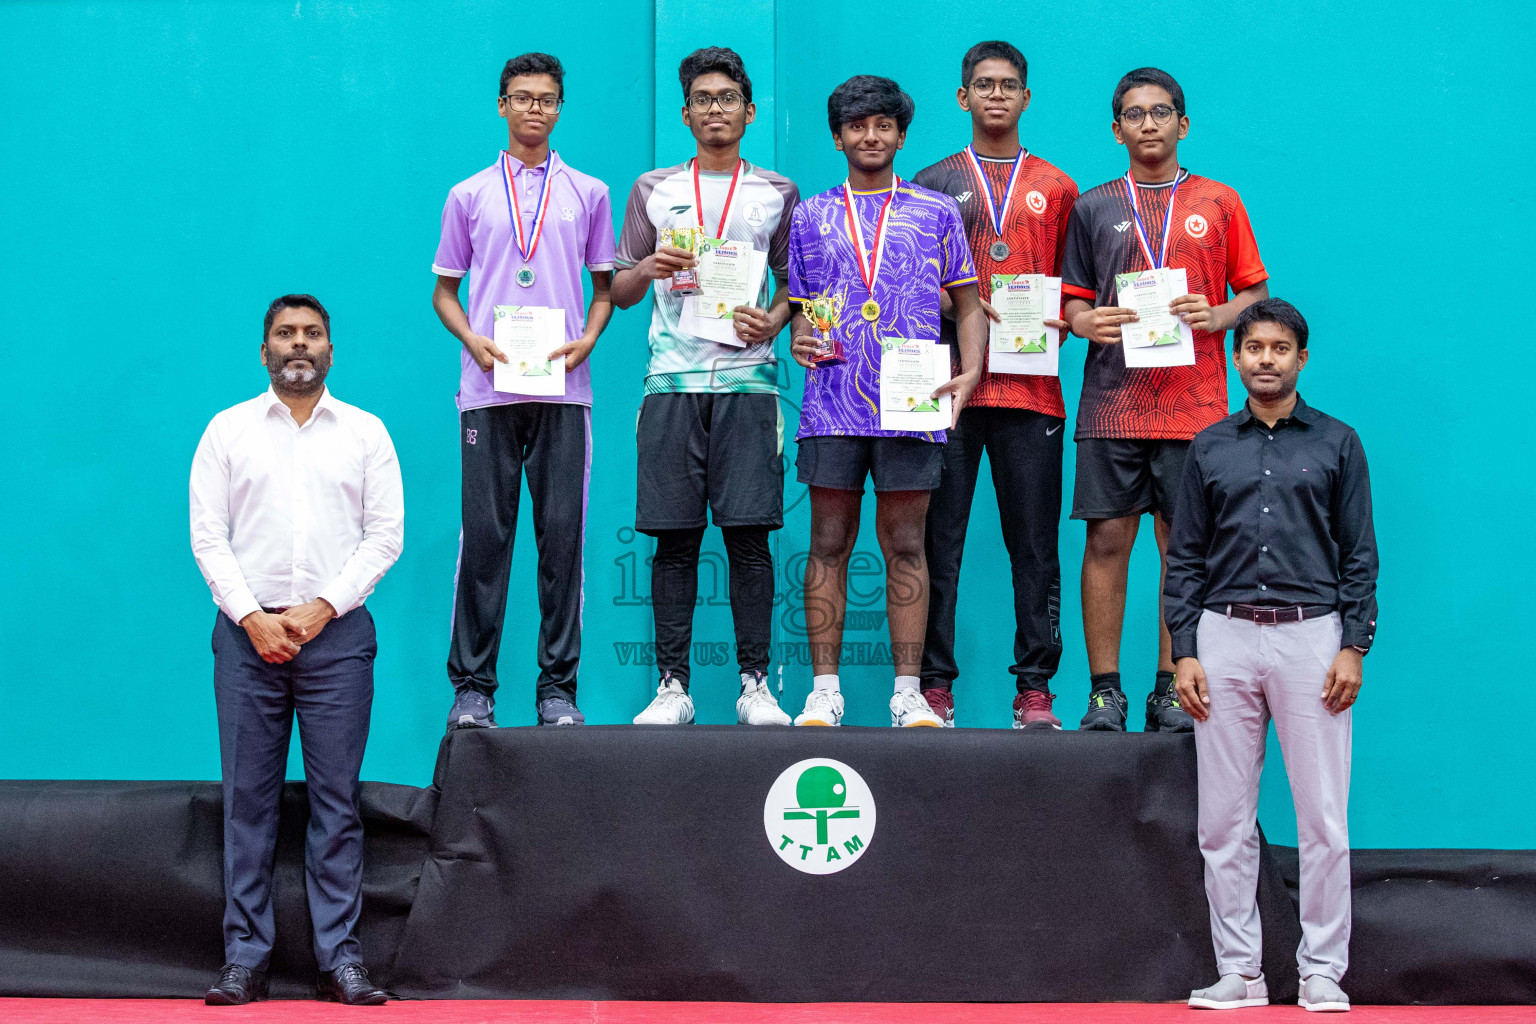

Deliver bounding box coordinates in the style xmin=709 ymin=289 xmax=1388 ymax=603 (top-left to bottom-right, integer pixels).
xmin=787 ymin=75 xmax=989 ymax=728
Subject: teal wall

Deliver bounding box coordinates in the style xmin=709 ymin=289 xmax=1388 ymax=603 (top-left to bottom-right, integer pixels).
xmin=1 ymin=0 xmax=1530 ymax=849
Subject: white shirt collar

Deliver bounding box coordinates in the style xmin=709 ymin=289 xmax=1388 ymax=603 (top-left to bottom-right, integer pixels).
xmin=261 ymin=385 xmax=336 ymax=426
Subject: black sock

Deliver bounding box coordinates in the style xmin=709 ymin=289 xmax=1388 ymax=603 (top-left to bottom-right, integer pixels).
xmin=1090 ymin=672 xmax=1122 ymax=693
xmin=1154 ymin=670 xmax=1176 ymax=697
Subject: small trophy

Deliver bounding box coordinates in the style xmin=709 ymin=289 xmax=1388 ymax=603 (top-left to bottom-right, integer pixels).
xmin=806 ymin=292 xmax=846 ymax=367
xmin=662 ymin=227 xmax=702 ymax=295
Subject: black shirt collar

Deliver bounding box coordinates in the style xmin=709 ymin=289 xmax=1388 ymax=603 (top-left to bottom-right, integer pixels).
xmin=1237 ymin=393 xmax=1316 ymax=430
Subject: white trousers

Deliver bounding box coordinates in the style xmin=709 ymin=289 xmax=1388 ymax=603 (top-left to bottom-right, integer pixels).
xmin=1194 ymin=609 xmax=1352 ymax=982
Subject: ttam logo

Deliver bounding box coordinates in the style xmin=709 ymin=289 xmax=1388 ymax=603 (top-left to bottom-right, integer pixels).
xmin=744 ymin=200 xmax=768 ymax=227
xmin=1114 ymin=220 xmax=1132 ymax=233
xmin=764 ymin=758 xmax=876 ymax=874
xmin=1184 ymin=213 xmax=1208 ymax=238
xmin=1025 ymin=190 xmax=1048 ymax=215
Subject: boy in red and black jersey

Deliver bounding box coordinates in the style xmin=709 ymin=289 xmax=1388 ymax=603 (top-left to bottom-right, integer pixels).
xmin=1060 ymin=67 xmax=1268 ymax=732
xmin=911 ymin=41 xmax=1078 ymax=730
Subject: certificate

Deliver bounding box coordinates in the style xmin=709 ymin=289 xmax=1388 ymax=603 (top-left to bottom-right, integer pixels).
xmin=694 ymin=239 xmax=755 ymax=319
xmin=879 ymin=339 xmax=952 ymax=432
xmin=989 ymin=274 xmax=1062 ymax=377
xmin=492 ymin=304 xmax=567 ymax=396
xmin=1116 ymin=268 xmax=1196 ymax=368
xmin=677 ymin=244 xmax=769 ymax=347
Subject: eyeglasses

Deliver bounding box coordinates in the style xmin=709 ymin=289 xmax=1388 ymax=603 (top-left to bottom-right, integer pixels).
xmin=688 ymin=91 xmax=744 ymax=113
xmin=502 ymin=93 xmax=563 ymax=114
xmin=1119 ymin=104 xmax=1178 ymax=127
xmin=969 ymin=77 xmax=1022 ymax=98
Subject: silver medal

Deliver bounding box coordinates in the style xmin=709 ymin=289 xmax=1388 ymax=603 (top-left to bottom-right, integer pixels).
xmin=989 ymin=240 xmax=1010 ymax=261
xmin=516 ymin=267 xmax=536 ymax=288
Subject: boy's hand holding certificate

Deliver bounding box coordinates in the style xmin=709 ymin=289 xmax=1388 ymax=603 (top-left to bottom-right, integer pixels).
xmin=492 ymin=304 xmax=567 ymax=397
xmin=1115 ymin=268 xmax=1196 ymax=368
xmin=879 ymin=338 xmax=951 ymax=432
xmin=988 ymin=274 xmax=1062 ymax=377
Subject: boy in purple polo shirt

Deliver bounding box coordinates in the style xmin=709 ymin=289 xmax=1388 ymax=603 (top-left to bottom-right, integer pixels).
xmin=431 ymin=53 xmax=615 ymax=730
xmin=787 ymin=75 xmax=988 ymax=727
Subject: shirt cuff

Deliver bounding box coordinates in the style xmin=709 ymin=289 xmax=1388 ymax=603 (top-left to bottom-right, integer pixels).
xmin=318 ymin=579 xmax=360 ymax=619
xmin=1171 ymin=631 xmax=1199 ymax=662
xmin=223 ymin=588 xmax=263 ymax=627
xmin=432 ymin=264 xmax=468 ymax=278
xmin=1341 ymin=626 xmax=1374 ymax=650
xmin=586 ymin=261 xmax=615 ymax=272
xmin=942 ymin=275 xmax=979 ymax=289
xmin=1062 ymin=282 xmax=1096 ymax=301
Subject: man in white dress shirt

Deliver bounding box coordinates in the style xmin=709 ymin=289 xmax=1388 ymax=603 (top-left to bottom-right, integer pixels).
xmin=189 ymin=295 xmax=404 ymax=1006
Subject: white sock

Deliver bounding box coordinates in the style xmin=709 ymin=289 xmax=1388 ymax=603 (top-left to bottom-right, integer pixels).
xmin=813 ymin=674 xmax=840 ymax=692
xmin=740 ymin=671 xmax=761 ymax=691
xmin=894 ymin=675 xmax=920 ymax=693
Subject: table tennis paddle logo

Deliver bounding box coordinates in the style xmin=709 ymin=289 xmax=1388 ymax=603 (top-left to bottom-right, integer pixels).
xmin=764 ymin=758 xmax=876 ymax=874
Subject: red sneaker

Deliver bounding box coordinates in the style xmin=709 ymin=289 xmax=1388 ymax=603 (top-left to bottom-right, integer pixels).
xmin=1013 ymin=690 xmax=1061 ymax=731
xmin=921 ymin=687 xmax=955 ymax=728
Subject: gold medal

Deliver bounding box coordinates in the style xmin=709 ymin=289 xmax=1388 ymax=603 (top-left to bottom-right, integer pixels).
xmin=861 ymin=299 xmax=880 ymax=322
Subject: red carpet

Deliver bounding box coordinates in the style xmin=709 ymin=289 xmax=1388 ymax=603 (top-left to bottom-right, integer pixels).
xmin=2 ymin=1001 xmax=1533 ymax=1023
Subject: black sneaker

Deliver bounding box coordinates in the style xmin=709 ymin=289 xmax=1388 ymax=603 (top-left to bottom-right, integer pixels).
xmin=1079 ymin=687 xmax=1128 ymax=731
xmin=1146 ymin=690 xmax=1195 ymax=732
xmin=447 ymin=688 xmax=496 ymax=731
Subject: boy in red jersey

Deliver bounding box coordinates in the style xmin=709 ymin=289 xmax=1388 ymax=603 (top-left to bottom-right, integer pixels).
xmin=911 ymin=41 xmax=1078 ymax=730
xmin=1060 ymin=67 xmax=1268 ymax=732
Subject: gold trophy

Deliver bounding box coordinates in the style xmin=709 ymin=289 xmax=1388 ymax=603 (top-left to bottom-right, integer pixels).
xmin=806 ymin=290 xmax=847 ymax=367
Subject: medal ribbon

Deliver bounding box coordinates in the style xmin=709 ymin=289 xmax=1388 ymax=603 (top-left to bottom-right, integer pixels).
xmin=841 ymin=177 xmax=899 ymax=297
xmin=692 ymin=158 xmax=744 ymax=237
xmin=502 ymin=151 xmax=554 ymax=263
xmin=1124 ymin=169 xmax=1183 ymax=270
xmin=964 ymin=146 xmax=1026 ymax=238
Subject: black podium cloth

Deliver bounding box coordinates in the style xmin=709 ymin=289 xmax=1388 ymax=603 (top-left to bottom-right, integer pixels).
xmin=387 ymin=727 xmax=1296 ymax=1001
xmin=0 ymin=780 xmax=435 ymax=998
xmin=2 ymin=727 xmax=1533 ymax=1004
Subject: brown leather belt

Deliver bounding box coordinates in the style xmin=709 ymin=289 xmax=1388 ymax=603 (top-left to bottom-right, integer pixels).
xmin=1223 ymin=603 xmax=1314 ymax=625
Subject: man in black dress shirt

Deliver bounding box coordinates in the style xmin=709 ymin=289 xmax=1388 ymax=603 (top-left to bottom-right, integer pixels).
xmin=1165 ymin=298 xmax=1377 ymax=1012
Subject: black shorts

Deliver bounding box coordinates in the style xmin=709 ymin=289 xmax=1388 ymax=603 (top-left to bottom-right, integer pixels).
xmin=795 ymin=435 xmax=944 ymax=493
xmin=635 ymin=392 xmax=784 ymax=533
xmin=1071 ymin=437 xmax=1191 ymax=521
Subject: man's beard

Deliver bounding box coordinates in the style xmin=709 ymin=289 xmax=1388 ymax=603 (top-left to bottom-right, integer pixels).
xmin=1243 ymin=367 xmax=1297 ymax=402
xmin=266 ymin=348 xmax=331 ymax=397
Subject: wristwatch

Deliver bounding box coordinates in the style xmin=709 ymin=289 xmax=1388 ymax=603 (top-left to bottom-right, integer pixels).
xmin=1348 ymin=644 xmax=1369 ymax=657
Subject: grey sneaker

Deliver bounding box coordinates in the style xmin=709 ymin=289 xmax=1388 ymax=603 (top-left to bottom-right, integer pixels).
xmin=447 ymin=688 xmax=496 ymax=731
xmin=537 ymin=696 xmax=585 ymax=726
xmin=1189 ymin=973 xmax=1268 ymax=1009
xmin=1299 ymin=975 xmax=1350 ymax=1012
xmin=1079 ymin=687 xmax=1128 ymax=731
xmin=1146 ymin=690 xmax=1195 ymax=732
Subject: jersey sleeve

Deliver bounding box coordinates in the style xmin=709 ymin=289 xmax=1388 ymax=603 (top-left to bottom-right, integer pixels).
xmin=766 ymin=178 xmax=801 ymax=282
xmin=1052 ymin=176 xmax=1080 ymax=278
xmin=787 ymin=205 xmax=810 ymax=303
xmin=1059 ymin=201 xmax=1097 ymax=302
xmin=1225 ymin=194 xmax=1267 ymax=292
xmin=613 ymin=177 xmax=657 ymax=269
xmin=938 ymin=197 xmax=977 ymax=288
xmin=432 ymin=188 xmax=472 ymax=278
xmin=584 ymin=182 xmax=617 ymax=272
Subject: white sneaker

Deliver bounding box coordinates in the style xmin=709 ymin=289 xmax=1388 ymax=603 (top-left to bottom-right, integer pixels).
xmin=1189 ymin=973 xmax=1269 ymax=1009
xmin=795 ymin=688 xmax=844 ymax=726
xmin=737 ymin=674 xmax=791 ymax=726
xmin=633 ymin=676 xmax=695 ymax=725
xmin=890 ymin=687 xmax=944 ymax=727
xmin=1299 ymin=975 xmax=1350 ymax=1012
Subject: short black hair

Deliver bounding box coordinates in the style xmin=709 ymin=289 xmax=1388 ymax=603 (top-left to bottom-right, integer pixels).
xmin=960 ymin=41 xmax=1027 ymax=88
xmin=1112 ymin=67 xmax=1185 ymax=119
xmin=500 ymin=52 xmax=565 ymax=100
xmin=827 ymin=75 xmax=914 ymax=135
xmin=263 ymin=294 xmax=330 ymax=341
xmin=678 ymin=46 xmax=752 ymax=105
xmin=1233 ymin=298 xmax=1309 ymax=350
